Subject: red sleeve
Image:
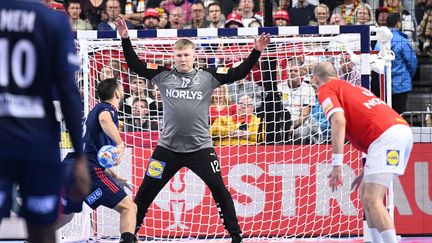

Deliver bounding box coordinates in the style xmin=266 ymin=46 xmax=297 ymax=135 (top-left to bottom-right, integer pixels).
xmin=317 ymin=83 xmax=344 ymax=120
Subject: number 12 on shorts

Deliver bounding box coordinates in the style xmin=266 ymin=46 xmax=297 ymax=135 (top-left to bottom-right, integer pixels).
xmin=210 ymin=159 xmax=220 ymax=173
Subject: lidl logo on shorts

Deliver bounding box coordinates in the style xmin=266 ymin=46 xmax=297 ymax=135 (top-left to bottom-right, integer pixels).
xmin=86 ymin=188 xmax=102 ymax=205
xmin=146 ymin=159 xmax=166 ymax=179
xmin=386 ymin=150 xmax=400 ymax=166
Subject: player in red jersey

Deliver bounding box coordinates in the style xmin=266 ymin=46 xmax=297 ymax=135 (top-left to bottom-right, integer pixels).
xmin=312 ymin=62 xmax=413 ymax=243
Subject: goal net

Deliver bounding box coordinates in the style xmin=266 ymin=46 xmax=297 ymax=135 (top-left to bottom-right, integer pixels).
xmin=61 ymin=26 xmax=376 ymax=241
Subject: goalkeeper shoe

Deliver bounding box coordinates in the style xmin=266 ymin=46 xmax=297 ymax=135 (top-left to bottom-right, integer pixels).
xmin=231 ymin=234 xmax=243 ymax=243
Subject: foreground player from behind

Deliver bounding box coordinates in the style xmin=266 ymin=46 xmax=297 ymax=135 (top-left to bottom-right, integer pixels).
xmin=0 ymin=1 xmax=90 ymax=243
xmin=312 ymin=62 xmax=413 ymax=243
xmin=56 ymin=78 xmax=137 ymax=243
xmin=115 ymin=17 xmax=270 ymax=243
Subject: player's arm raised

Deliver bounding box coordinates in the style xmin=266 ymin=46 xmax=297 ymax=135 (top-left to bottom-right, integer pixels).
xmin=328 ymin=111 xmax=346 ymax=192
xmin=209 ymin=33 xmax=271 ymax=84
xmin=99 ymin=111 xmax=124 ymax=165
xmin=115 ymin=17 xmax=166 ymax=80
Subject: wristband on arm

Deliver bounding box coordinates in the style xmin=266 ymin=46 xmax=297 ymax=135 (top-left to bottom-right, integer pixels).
xmin=332 ymin=154 xmax=344 ymax=166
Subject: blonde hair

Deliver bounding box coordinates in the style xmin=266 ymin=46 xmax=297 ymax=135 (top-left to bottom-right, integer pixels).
xmin=314 ymin=4 xmax=330 ymax=18
xmin=385 ymin=0 xmax=403 ymax=11
xmin=353 ymin=4 xmax=374 ymax=24
xmin=173 ymin=38 xmax=196 ymax=50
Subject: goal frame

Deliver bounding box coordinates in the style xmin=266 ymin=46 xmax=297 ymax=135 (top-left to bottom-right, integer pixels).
xmin=68 ymin=25 xmax=392 ymax=242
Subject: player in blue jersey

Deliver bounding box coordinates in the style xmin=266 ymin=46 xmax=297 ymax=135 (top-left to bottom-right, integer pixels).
xmin=0 ymin=1 xmax=90 ymax=243
xmin=56 ymin=78 xmax=137 ymax=243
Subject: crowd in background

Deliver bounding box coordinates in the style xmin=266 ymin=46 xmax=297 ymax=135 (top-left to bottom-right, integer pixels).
xmin=50 ymin=0 xmax=431 ymax=57
xmin=50 ymin=0 xmax=430 ymax=146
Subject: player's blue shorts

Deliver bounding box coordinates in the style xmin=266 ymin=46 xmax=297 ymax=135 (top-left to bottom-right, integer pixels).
xmin=60 ymin=157 xmax=127 ymax=214
xmin=0 ymin=158 xmax=62 ymax=225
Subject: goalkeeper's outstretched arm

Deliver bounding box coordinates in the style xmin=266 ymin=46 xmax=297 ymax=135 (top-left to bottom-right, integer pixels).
xmin=115 ymin=17 xmax=167 ymax=80
xmin=208 ymin=33 xmax=271 ymax=84
xmin=121 ymin=37 xmax=167 ymax=79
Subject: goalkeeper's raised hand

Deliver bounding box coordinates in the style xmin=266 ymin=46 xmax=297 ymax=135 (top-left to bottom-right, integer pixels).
xmin=254 ymin=33 xmax=271 ymax=52
xmin=114 ymin=17 xmax=129 ymax=38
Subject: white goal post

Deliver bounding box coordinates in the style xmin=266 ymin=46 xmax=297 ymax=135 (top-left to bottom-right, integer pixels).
xmin=59 ymin=25 xmax=393 ymax=242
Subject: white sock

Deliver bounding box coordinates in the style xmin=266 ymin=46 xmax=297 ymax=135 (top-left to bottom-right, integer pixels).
xmin=380 ymin=229 xmax=398 ymax=243
xmin=369 ymin=228 xmax=383 ymax=243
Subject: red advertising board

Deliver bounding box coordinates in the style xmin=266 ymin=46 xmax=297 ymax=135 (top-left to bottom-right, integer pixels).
xmin=394 ymin=143 xmax=432 ymax=234
xmin=129 ymin=143 xmax=432 ymax=237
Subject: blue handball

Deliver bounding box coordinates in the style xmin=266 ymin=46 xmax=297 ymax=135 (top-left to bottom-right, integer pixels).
xmin=97 ymin=145 xmax=118 ymax=168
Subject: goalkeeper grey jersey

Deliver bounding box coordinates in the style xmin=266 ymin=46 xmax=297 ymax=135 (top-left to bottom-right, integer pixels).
xmin=152 ymin=69 xmax=218 ymax=152
xmin=122 ymin=38 xmax=261 ymax=152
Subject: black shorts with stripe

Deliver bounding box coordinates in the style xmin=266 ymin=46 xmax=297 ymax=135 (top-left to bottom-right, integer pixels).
xmin=60 ymin=156 xmax=127 ymax=214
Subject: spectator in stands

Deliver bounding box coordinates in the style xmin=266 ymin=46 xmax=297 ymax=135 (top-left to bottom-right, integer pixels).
xmin=273 ymin=9 xmax=291 ymax=26
xmin=332 ymin=0 xmax=361 ymax=25
xmin=319 ymin=0 xmax=342 ymax=14
xmin=139 ymin=8 xmax=160 ymax=29
xmin=311 ymin=85 xmax=330 ymax=143
xmin=97 ymin=0 xmax=134 ymax=31
xmin=415 ymin=0 xmax=432 ymax=23
xmin=329 ymin=12 xmax=347 ymax=25
xmin=249 ymin=18 xmax=263 ymax=27
xmin=232 ymin=3 xmax=243 ymax=16
xmin=210 ymin=86 xmax=237 ymax=124
xmin=158 ymin=8 xmax=170 ymax=29
xmin=289 ymin=0 xmax=316 ymax=26
xmin=99 ymin=66 xmax=114 ymax=82
xmin=228 ymin=78 xmax=263 ymax=110
xmin=338 ymin=55 xmax=361 ymax=86
xmin=353 ymin=4 xmax=375 ymax=25
xmin=80 ymin=0 xmax=107 ymax=29
xmin=123 ymin=77 xmax=150 ymax=112
xmin=168 ymin=7 xmax=186 ymax=29
xmin=277 ymin=64 xmax=317 ymax=143
xmin=160 ymin=0 xmax=192 ymax=24
xmin=274 ymin=0 xmax=292 ymax=11
xmin=375 ymin=13 xmax=418 ymax=114
xmin=238 ymin=0 xmax=263 ymax=27
xmin=310 ymin=3 xmax=330 ymax=25
xmin=206 ymin=2 xmax=225 ymax=28
xmin=385 ymin=0 xmax=417 ymax=48
xmin=130 ymin=77 xmax=149 ymax=98
xmin=415 ymin=0 xmax=432 ymax=56
xmin=146 ymin=0 xmax=163 ymax=8
xmin=121 ymin=0 xmax=146 ymax=28
xmin=364 ymin=0 xmax=379 ymax=10
xmin=66 ymin=0 xmax=93 ymax=30
xmin=293 ymin=0 xmax=319 ymax=5
xmin=376 ymin=6 xmax=390 ymax=26
xmin=107 ymin=59 xmax=127 ymax=82
xmin=311 ymin=99 xmax=330 ymax=143
xmin=225 ymin=12 xmax=244 ymax=28
xmin=211 ymin=95 xmax=262 ymax=146
xmin=125 ymin=98 xmax=159 ymax=132
xmin=185 ymin=2 xmax=208 ymax=28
